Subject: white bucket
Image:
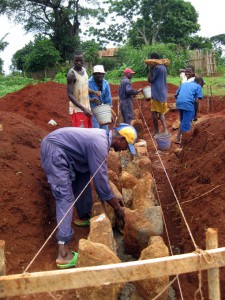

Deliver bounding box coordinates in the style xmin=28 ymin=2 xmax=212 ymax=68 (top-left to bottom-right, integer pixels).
xmin=142 ymin=86 xmax=151 ymax=99
xmin=92 ymin=104 xmax=112 ymax=125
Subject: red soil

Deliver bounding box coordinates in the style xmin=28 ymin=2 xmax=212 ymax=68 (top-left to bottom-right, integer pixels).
xmin=0 ymin=80 xmax=225 ymax=299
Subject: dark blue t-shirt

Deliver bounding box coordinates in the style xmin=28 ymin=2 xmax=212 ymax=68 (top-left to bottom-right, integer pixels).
xmin=149 ymin=65 xmax=167 ymax=102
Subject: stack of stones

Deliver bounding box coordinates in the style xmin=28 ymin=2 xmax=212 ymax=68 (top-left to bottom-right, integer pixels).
xmin=75 ymin=111 xmax=170 ymax=300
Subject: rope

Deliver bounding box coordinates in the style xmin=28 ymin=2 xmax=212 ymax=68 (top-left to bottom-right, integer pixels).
xmin=23 ymin=156 xmax=107 ymax=273
xmin=137 ymin=100 xmax=184 ymax=299
xmin=136 ymin=99 xmax=216 ymax=299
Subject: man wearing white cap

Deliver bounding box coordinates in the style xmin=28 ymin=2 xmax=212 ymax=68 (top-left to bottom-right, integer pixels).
xmin=89 ymin=65 xmax=113 ymax=130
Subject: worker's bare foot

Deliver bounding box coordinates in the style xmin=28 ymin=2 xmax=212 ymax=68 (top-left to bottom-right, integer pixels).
xmin=56 ymin=244 xmax=74 ymax=265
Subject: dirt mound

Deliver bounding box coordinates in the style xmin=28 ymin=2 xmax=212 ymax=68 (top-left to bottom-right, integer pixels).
xmin=177 ymin=115 xmax=225 ymax=250
xmin=0 ymin=81 xmax=71 ymax=131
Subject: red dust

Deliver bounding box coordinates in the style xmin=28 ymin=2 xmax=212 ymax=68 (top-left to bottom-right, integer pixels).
xmin=0 ymin=81 xmax=225 ymax=299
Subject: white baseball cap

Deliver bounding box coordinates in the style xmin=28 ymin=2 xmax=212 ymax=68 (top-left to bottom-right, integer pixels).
xmin=93 ymin=65 xmax=106 ymax=74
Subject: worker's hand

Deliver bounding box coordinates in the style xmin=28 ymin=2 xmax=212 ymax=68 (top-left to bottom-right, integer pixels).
xmin=91 ymin=97 xmax=101 ymax=105
xmin=137 ymin=88 xmax=143 ymax=93
xmin=94 ymin=91 xmax=101 ymax=97
xmin=83 ymin=108 xmax=92 ymax=117
xmin=106 ymin=197 xmax=125 ymax=228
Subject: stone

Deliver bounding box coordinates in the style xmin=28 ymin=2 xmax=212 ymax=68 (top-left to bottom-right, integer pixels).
xmin=126 ymin=156 xmax=152 ymax=179
xmin=132 ymin=172 xmax=156 ymax=209
xmin=132 ymin=119 xmax=144 ymax=139
xmin=133 ymin=237 xmax=169 ymax=300
xmin=135 ymin=146 xmax=148 ymax=157
xmin=122 ymin=188 xmax=133 ymax=208
xmin=92 ymin=201 xmax=115 ymax=228
xmin=107 ymin=149 xmax=122 ymax=176
xmin=120 ymin=171 xmax=138 ymax=189
xmin=109 ymin=180 xmax=122 ymax=198
xmin=88 ymin=213 xmax=116 ymax=253
xmin=124 ymin=207 xmax=163 ymax=257
xmin=76 ymin=239 xmax=123 ymax=300
xmin=108 ymin=169 xmax=120 ymax=191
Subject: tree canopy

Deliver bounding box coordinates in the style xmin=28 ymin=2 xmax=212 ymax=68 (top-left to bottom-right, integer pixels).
xmin=90 ymin=0 xmax=200 ymax=47
xmin=0 ymin=0 xmax=103 ymax=60
xmin=0 ymin=34 xmax=9 ymax=74
xmin=12 ymin=35 xmax=61 ymax=73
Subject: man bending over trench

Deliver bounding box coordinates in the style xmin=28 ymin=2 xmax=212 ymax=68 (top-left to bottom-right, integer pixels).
xmin=40 ymin=123 xmax=138 ymax=268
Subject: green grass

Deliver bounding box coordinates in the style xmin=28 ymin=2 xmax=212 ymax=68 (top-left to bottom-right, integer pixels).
xmin=0 ymin=74 xmax=224 ymax=98
xmin=0 ymin=75 xmax=38 ymax=97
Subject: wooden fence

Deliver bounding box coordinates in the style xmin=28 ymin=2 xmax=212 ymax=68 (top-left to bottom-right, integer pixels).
xmin=189 ymin=50 xmax=217 ymax=76
xmin=0 ymin=228 xmax=223 ymax=299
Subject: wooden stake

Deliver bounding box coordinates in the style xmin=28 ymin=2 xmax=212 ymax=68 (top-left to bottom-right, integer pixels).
xmin=206 ymin=228 xmax=221 ymax=300
xmin=0 ymin=240 xmax=5 ymax=276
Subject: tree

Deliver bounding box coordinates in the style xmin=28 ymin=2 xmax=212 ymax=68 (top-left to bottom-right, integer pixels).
xmin=0 ymin=34 xmax=9 ymax=74
xmin=91 ymin=0 xmax=200 ymax=47
xmin=210 ymin=34 xmax=225 ymax=50
xmin=0 ymin=0 xmax=103 ymax=61
xmin=12 ymin=35 xmax=61 ymax=73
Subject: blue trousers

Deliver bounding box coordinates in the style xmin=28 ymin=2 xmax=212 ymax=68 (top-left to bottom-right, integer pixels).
xmin=41 ymin=141 xmax=92 ymax=244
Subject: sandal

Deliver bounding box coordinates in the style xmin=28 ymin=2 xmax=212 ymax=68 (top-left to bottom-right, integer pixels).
xmin=57 ymin=251 xmax=78 ymax=269
xmin=74 ymin=218 xmax=90 ymax=227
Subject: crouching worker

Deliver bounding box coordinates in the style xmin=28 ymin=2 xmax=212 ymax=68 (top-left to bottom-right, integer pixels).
xmin=174 ymin=77 xmax=204 ymax=145
xmin=40 ymin=123 xmax=138 ymax=269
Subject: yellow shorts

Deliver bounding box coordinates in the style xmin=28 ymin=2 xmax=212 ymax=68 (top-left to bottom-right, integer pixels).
xmin=151 ymin=99 xmax=167 ymax=114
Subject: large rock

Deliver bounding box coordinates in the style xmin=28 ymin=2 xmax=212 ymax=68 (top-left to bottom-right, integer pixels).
xmin=120 ymin=171 xmax=138 ymax=190
xmin=133 ymin=236 xmax=169 ymax=300
xmin=88 ymin=213 xmax=116 ymax=253
xmin=108 ymin=169 xmax=120 ymax=191
xmin=126 ymin=156 xmax=152 ymax=179
xmin=92 ymin=201 xmax=115 ymax=228
xmin=109 ymin=180 xmax=122 ymax=198
xmin=122 ymin=188 xmax=133 ymax=208
xmin=76 ymin=239 xmax=123 ymax=300
xmin=133 ymin=119 xmax=144 ymax=139
xmin=107 ymin=149 xmax=122 ymax=176
xmin=124 ymin=207 xmax=163 ymax=257
xmin=135 ymin=146 xmax=148 ymax=157
xmin=132 ymin=172 xmax=156 ymax=209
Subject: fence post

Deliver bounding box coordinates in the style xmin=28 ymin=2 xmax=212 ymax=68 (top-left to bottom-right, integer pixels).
xmin=206 ymin=228 xmax=220 ymax=300
xmin=0 ymin=240 xmax=6 ymax=276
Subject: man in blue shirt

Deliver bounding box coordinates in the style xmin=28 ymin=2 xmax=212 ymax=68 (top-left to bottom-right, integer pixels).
xmin=119 ymin=68 xmax=142 ymax=125
xmin=174 ymin=77 xmax=204 ymax=144
xmin=40 ymin=123 xmax=138 ymax=268
xmin=89 ymin=65 xmax=113 ymax=131
xmin=148 ymin=53 xmax=168 ymax=135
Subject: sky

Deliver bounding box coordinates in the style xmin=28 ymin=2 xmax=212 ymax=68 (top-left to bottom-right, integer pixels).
xmin=0 ymin=0 xmax=225 ymax=74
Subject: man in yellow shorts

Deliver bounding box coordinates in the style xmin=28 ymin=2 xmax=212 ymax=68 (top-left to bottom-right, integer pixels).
xmin=148 ymin=52 xmax=168 ymax=135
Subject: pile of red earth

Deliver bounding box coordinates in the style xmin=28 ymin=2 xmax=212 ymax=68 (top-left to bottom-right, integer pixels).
xmin=0 ymin=81 xmax=225 ymax=299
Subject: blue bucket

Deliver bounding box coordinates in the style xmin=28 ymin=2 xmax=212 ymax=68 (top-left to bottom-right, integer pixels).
xmin=154 ymin=132 xmax=171 ymax=151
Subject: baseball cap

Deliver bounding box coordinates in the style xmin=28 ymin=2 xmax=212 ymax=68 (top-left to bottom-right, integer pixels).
xmin=93 ymin=65 xmax=106 ymax=74
xmin=114 ymin=123 xmax=138 ymax=155
xmin=124 ymin=68 xmax=135 ymax=74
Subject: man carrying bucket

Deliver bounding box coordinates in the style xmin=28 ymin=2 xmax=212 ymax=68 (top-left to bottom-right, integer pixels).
xmin=40 ymin=123 xmax=138 ymax=268
xmin=88 ymin=65 xmax=114 ymax=131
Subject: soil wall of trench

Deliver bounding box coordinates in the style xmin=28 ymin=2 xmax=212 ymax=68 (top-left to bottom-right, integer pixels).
xmin=1 ymin=81 xmax=225 ymax=299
